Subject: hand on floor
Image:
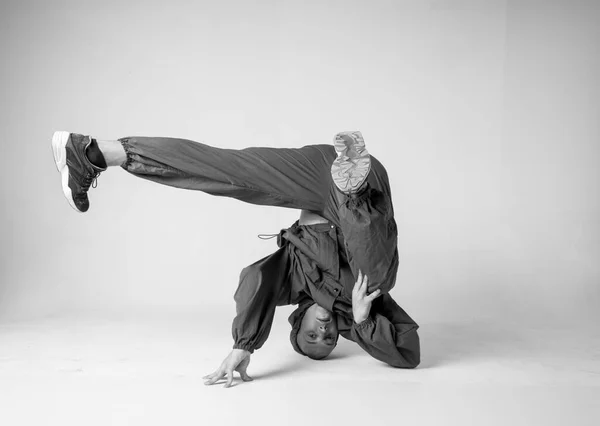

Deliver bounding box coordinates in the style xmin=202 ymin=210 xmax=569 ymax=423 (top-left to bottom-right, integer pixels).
xmin=203 ymin=349 xmax=253 ymax=388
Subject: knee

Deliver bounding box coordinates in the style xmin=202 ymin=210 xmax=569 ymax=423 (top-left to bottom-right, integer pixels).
xmin=366 ymin=251 xmax=399 ymax=295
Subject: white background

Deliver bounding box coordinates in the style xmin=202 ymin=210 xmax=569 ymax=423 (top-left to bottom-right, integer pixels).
xmin=1 ymin=1 xmax=599 ymax=425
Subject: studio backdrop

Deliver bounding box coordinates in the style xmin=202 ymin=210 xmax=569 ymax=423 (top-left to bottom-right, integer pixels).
xmin=1 ymin=0 xmax=598 ymax=329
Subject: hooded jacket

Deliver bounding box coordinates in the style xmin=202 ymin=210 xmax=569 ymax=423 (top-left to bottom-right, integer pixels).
xmin=231 ymin=220 xmax=420 ymax=368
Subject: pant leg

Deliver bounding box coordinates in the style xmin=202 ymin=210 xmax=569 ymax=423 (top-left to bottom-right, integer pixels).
xmin=119 ymin=136 xmax=335 ymax=212
xmin=119 ymin=135 xmax=399 ymax=293
xmin=325 ymin=155 xmax=399 ymax=295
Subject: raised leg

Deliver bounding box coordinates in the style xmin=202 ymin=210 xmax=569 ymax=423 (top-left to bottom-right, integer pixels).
xmin=324 ymin=132 xmax=399 ymax=295
xmin=334 ymin=179 xmax=399 ymax=295
xmin=118 ymin=132 xmax=400 ymax=294
xmin=96 ymin=139 xmax=126 ymax=167
xmin=52 ymin=129 xmax=399 ymax=295
xmin=119 ymin=136 xmax=335 ymax=211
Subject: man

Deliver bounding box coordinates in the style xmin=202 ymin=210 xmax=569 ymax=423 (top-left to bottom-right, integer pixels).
xmin=203 ymin=211 xmax=420 ymax=387
xmin=51 ymin=130 xmax=420 ymax=387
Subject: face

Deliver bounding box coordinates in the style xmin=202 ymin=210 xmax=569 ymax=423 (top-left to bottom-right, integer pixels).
xmin=298 ymin=303 xmax=339 ymax=359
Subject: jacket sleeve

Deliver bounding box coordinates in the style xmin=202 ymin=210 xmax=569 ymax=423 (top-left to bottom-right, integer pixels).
xmin=231 ymin=247 xmax=291 ymax=354
xmin=347 ymin=294 xmax=420 ymax=368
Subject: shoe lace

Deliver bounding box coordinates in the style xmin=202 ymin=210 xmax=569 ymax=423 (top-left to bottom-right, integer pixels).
xmin=82 ymin=170 xmax=101 ymax=189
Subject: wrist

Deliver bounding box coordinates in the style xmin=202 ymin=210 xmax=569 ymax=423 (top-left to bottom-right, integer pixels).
xmin=353 ymin=312 xmax=369 ymax=325
xmin=232 ymin=345 xmax=254 ymax=354
xmin=353 ymin=316 xmax=373 ymax=328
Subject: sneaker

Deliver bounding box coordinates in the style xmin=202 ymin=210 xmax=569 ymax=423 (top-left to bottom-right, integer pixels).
xmin=331 ymin=131 xmax=371 ymax=194
xmin=51 ymin=131 xmax=106 ymax=213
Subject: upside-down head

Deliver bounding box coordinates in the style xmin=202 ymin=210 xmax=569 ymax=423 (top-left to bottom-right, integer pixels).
xmin=289 ymin=302 xmax=339 ymax=360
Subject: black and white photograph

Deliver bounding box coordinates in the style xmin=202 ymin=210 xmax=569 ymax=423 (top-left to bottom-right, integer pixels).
xmin=1 ymin=0 xmax=599 ymax=425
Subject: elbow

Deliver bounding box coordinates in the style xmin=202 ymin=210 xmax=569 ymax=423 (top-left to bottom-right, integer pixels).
xmin=388 ymin=351 xmax=420 ymax=369
xmin=404 ymin=352 xmax=421 ymax=369
xmin=390 ymin=331 xmax=421 ymax=369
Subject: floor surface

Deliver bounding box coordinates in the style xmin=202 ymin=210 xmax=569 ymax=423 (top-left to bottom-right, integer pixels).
xmin=1 ymin=310 xmax=598 ymax=426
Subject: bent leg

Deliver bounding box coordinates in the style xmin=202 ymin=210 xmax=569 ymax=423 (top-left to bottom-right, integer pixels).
xmin=327 ymin=155 xmax=399 ymax=295
xmin=119 ymin=136 xmax=336 ymax=211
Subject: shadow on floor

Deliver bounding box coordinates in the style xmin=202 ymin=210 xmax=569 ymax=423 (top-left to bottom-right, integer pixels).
xmin=252 ymin=321 xmax=543 ymax=377
xmin=250 ymin=340 xmax=361 ymax=380
xmin=323 ymin=322 xmax=531 ymax=370
xmin=250 ymin=358 xmax=308 ymax=381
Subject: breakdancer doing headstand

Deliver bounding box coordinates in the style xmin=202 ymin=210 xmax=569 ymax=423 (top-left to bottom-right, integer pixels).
xmin=51 ymin=130 xmax=420 ymax=388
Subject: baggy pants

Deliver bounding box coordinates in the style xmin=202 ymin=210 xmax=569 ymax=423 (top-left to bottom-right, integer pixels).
xmin=120 ymin=136 xmax=399 ymax=294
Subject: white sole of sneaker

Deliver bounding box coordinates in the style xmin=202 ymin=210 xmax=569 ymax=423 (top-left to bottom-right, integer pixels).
xmin=331 ymin=131 xmax=371 ymax=193
xmin=52 ymin=131 xmax=81 ymax=213
xmin=333 ymin=131 xmax=367 ymax=157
